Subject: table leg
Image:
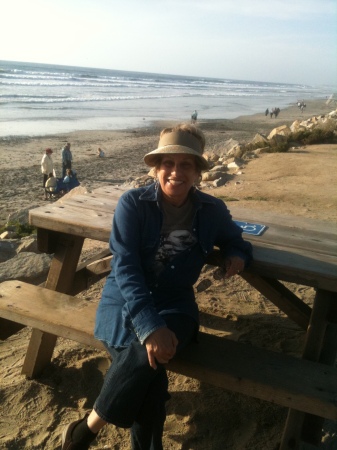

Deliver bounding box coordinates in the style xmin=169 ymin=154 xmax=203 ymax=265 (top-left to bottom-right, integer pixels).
xmin=279 ymin=289 xmax=337 ymax=450
xmin=241 ymin=273 xmax=311 ymax=330
xmin=22 ymin=234 xmax=84 ymax=378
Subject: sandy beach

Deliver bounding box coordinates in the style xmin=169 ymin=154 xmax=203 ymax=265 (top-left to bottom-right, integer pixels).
xmin=1 ymin=98 xmax=335 ymax=227
xmin=0 ymin=99 xmax=336 ymax=449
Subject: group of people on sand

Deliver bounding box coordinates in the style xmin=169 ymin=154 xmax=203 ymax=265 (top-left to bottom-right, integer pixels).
xmin=265 ymin=107 xmax=280 ymax=118
xmin=297 ymin=100 xmax=306 ymax=113
xmin=40 ymin=142 xmax=78 ymax=200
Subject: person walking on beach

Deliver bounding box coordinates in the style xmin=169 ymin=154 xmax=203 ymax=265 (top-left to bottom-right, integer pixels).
xmin=61 ymin=142 xmax=72 ymax=178
xmin=60 ymin=123 xmax=252 ymax=450
xmin=191 ymin=109 xmax=198 ymax=123
xmin=40 ymin=148 xmax=54 ymax=200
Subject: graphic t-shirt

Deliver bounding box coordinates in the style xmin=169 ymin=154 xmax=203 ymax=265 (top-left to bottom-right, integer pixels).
xmin=154 ymin=197 xmax=197 ymax=275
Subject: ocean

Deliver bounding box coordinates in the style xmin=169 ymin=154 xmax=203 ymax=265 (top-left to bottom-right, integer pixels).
xmin=0 ymin=60 xmax=331 ymax=138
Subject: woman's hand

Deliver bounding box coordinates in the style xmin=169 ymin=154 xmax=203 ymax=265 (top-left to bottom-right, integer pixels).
xmin=145 ymin=327 xmax=178 ymax=369
xmin=224 ymin=256 xmax=245 ymax=278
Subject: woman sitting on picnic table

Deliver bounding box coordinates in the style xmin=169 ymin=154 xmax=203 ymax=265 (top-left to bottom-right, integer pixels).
xmin=61 ymin=123 xmax=253 ymax=450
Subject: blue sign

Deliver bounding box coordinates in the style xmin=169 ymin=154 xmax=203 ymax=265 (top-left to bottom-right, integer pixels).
xmin=234 ymin=221 xmax=267 ymax=236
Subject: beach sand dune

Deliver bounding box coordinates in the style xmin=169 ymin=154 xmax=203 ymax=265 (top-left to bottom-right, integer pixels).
xmin=0 ymin=100 xmax=336 ymax=449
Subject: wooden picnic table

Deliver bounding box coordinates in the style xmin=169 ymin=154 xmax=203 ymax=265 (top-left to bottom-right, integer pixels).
xmin=1 ymin=185 xmax=337 ymax=449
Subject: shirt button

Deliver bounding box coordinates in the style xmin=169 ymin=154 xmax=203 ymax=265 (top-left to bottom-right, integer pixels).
xmin=171 ymin=265 xmax=175 ymax=269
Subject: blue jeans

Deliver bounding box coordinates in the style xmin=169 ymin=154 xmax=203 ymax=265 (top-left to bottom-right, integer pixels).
xmin=94 ymin=314 xmax=198 ymax=450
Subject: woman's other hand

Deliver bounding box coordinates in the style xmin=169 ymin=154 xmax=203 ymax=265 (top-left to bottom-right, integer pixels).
xmin=224 ymin=255 xmax=245 ymax=278
xmin=145 ymin=327 xmax=178 ymax=369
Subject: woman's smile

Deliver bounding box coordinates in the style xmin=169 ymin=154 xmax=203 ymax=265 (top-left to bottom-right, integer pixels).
xmin=157 ymin=155 xmax=200 ymax=206
xmin=166 ymin=178 xmax=184 ymax=186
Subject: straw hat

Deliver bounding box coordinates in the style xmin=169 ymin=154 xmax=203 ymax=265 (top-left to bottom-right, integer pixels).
xmin=144 ymin=130 xmax=209 ymax=171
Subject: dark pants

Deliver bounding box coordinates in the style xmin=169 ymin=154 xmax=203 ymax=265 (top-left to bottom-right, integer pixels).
xmin=94 ymin=314 xmax=198 ymax=450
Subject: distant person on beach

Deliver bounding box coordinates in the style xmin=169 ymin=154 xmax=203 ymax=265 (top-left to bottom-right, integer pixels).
xmin=61 ymin=142 xmax=72 ymax=178
xmin=97 ymin=147 xmax=105 ymax=157
xmin=297 ymin=100 xmax=306 ymax=112
xmin=40 ymin=148 xmax=54 ymax=199
xmin=60 ymin=123 xmax=252 ymax=450
xmin=265 ymin=108 xmax=269 ymax=116
xmin=63 ymin=168 xmax=79 ymax=192
xmin=191 ymin=109 xmax=198 ymax=123
xmin=45 ymin=172 xmax=58 ymax=198
xmin=270 ymin=107 xmax=280 ymax=118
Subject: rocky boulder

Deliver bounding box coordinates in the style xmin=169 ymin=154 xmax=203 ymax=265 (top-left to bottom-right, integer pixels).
xmin=7 ymin=204 xmax=40 ymax=226
xmin=204 ymin=152 xmax=220 ymax=163
xmin=0 ymin=251 xmax=53 ymax=284
xmin=251 ymin=133 xmax=269 ymax=146
xmin=222 ymin=138 xmax=240 ymax=154
xmin=16 ymin=235 xmax=39 ymax=254
xmin=202 ymin=171 xmax=224 ymax=182
xmin=267 ymin=125 xmax=291 ymax=140
xmin=210 ymin=165 xmax=227 ymax=172
xmin=213 ymin=177 xmax=227 ymax=187
xmin=0 ymin=240 xmax=18 ymax=263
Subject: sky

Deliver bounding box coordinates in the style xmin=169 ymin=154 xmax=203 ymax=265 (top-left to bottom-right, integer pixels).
xmin=1 ymin=0 xmax=336 ymax=87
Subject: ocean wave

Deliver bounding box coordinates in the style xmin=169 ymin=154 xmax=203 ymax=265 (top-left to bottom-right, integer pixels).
xmin=0 ymin=89 xmax=300 ymax=106
xmin=1 ymin=72 xmax=310 ymax=92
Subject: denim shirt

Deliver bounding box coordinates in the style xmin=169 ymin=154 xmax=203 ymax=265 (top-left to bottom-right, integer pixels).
xmin=94 ymin=183 xmax=252 ymax=348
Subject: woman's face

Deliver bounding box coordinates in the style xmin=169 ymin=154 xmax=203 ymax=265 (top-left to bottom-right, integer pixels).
xmin=157 ymin=154 xmax=200 ymax=206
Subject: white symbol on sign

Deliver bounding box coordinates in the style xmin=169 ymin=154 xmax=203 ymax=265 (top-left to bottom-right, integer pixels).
xmin=241 ymin=224 xmax=257 ymax=232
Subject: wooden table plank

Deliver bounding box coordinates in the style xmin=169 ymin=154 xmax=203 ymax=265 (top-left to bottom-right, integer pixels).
xmin=228 ymin=205 xmax=337 ymax=235
xmin=29 ymin=201 xmax=336 ymax=256
xmin=30 ymin=204 xmax=112 ymax=242
xmin=250 ymin=245 xmax=337 ymax=291
xmin=29 ymin=188 xmax=337 ymax=291
xmin=57 ymin=194 xmax=119 ymax=213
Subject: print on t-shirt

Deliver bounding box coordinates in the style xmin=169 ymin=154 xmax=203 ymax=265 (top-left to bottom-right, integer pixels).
xmin=154 ymin=229 xmax=197 ymax=275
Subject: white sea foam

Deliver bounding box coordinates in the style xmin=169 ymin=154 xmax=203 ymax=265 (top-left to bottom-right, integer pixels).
xmin=0 ymin=60 xmax=331 ymax=137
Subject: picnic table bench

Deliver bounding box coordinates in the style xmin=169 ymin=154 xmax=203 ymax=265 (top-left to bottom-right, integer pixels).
xmin=0 ymin=185 xmax=336 ymax=449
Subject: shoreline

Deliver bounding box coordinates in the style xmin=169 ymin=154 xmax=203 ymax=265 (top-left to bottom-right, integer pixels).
xmin=0 ymin=98 xmax=331 ymax=143
xmin=0 ymin=98 xmax=334 ymax=226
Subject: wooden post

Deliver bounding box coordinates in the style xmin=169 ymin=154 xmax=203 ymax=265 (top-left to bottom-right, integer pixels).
xmin=21 ymin=233 xmax=84 ymax=378
xmin=279 ymin=290 xmax=337 ymax=449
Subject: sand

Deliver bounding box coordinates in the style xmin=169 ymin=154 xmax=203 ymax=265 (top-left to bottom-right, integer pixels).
xmin=0 ymin=99 xmax=336 ymax=449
